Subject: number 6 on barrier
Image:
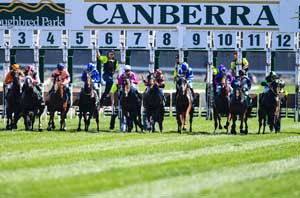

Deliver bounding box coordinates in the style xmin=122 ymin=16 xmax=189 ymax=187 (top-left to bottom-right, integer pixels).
xmin=98 ymin=30 xmax=121 ymax=48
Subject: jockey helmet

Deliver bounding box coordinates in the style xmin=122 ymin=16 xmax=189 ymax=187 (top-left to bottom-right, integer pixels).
xmin=124 ymin=65 xmax=131 ymax=72
xmin=279 ymin=79 xmax=285 ymax=88
xmin=155 ymin=69 xmax=162 ymax=75
xmin=181 ymin=62 xmax=189 ymax=71
xmin=57 ymin=63 xmax=65 ymax=71
xmin=218 ymin=64 xmax=226 ymax=73
xmin=270 ymin=71 xmax=277 ymax=77
xmin=26 ymin=65 xmax=35 ymax=73
xmin=12 ymin=64 xmax=20 ymax=70
xmin=239 ymin=69 xmax=246 ymax=76
xmin=87 ymin=63 xmax=96 ymax=71
xmin=108 ymin=49 xmax=115 ymax=55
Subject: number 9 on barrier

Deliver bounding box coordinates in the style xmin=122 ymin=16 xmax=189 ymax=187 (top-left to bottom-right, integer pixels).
xmin=40 ymin=30 xmax=62 ymax=48
xmin=11 ymin=30 xmax=33 ymax=48
xmin=98 ymin=30 xmax=120 ymax=48
xmin=184 ymin=31 xmax=208 ymax=50
xmin=156 ymin=30 xmax=178 ymax=49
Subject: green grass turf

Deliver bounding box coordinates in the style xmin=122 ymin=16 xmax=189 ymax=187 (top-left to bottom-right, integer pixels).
xmin=0 ymin=115 xmax=300 ymax=198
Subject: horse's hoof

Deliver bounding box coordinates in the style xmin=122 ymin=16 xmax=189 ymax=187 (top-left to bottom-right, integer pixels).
xmin=38 ymin=129 xmax=43 ymax=132
xmin=219 ymin=126 xmax=223 ymax=130
xmin=47 ymin=127 xmax=52 ymax=131
xmin=183 ymin=127 xmax=187 ymax=131
xmin=6 ymin=125 xmax=10 ymax=130
xmin=85 ymin=128 xmax=88 ymax=132
xmin=77 ymin=128 xmax=81 ymax=132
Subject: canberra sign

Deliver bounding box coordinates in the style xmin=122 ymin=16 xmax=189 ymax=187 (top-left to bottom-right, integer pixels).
xmin=0 ymin=0 xmax=299 ymax=32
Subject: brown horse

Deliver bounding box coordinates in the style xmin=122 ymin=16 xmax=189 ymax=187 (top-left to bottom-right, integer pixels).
xmin=77 ymin=72 xmax=99 ymax=132
xmin=45 ymin=75 xmax=69 ymax=131
xmin=21 ymin=76 xmax=45 ymax=131
xmin=120 ymin=77 xmax=143 ymax=132
xmin=258 ymin=80 xmax=282 ymax=134
xmin=175 ymin=77 xmax=194 ymax=134
xmin=226 ymin=88 xmax=251 ymax=135
xmin=5 ymin=70 xmax=22 ymax=130
xmin=213 ymin=74 xmax=230 ymax=134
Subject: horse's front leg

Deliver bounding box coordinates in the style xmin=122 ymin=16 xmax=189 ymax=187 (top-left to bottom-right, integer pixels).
xmin=231 ymin=115 xmax=237 ymax=135
xmin=47 ymin=111 xmax=54 ymax=131
xmin=240 ymin=114 xmax=244 ymax=134
xmin=86 ymin=111 xmax=92 ymax=132
xmin=83 ymin=112 xmax=88 ymax=132
xmin=38 ymin=112 xmax=43 ymax=132
xmin=60 ymin=111 xmax=66 ymax=131
xmin=77 ymin=111 xmax=82 ymax=131
xmin=95 ymin=110 xmax=100 ymax=132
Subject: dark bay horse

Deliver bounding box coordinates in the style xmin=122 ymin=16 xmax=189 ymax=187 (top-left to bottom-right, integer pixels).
xmin=120 ymin=77 xmax=143 ymax=132
xmin=175 ymin=77 xmax=194 ymax=134
xmin=45 ymin=75 xmax=69 ymax=131
xmin=213 ymin=74 xmax=230 ymax=134
xmin=21 ymin=76 xmax=44 ymax=131
xmin=227 ymin=87 xmax=251 ymax=135
xmin=77 ymin=72 xmax=99 ymax=132
xmin=143 ymin=77 xmax=164 ymax=133
xmin=5 ymin=70 xmax=22 ymax=130
xmin=258 ymin=80 xmax=282 ymax=134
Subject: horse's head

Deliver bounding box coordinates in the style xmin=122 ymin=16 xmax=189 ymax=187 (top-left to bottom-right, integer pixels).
xmin=176 ymin=77 xmax=189 ymax=96
xmin=23 ymin=76 xmax=34 ymax=92
xmin=11 ymin=70 xmax=21 ymax=85
xmin=220 ymin=74 xmax=230 ymax=96
xmin=122 ymin=77 xmax=131 ymax=97
xmin=148 ymin=73 xmax=156 ymax=88
xmin=84 ymin=72 xmax=93 ymax=94
xmin=53 ymin=74 xmax=64 ymax=97
xmin=270 ymin=79 xmax=281 ymax=96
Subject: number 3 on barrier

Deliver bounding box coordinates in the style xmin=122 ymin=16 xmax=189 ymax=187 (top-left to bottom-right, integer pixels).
xmin=11 ymin=30 xmax=33 ymax=48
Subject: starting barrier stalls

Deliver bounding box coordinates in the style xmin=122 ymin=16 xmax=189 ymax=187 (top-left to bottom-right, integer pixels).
xmin=0 ymin=29 xmax=300 ymax=121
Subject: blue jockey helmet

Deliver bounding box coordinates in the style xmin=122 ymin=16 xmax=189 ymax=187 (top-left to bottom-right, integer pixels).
xmin=218 ymin=64 xmax=226 ymax=73
xmin=57 ymin=63 xmax=65 ymax=70
xmin=87 ymin=63 xmax=96 ymax=71
xmin=181 ymin=62 xmax=189 ymax=71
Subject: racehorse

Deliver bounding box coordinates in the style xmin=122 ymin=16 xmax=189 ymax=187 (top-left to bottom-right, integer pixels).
xmin=120 ymin=77 xmax=143 ymax=132
xmin=213 ymin=74 xmax=230 ymax=134
xmin=45 ymin=74 xmax=69 ymax=131
xmin=175 ymin=77 xmax=194 ymax=134
xmin=77 ymin=72 xmax=99 ymax=132
xmin=258 ymin=80 xmax=281 ymax=134
xmin=143 ymin=76 xmax=164 ymax=133
xmin=20 ymin=76 xmax=44 ymax=131
xmin=227 ymin=87 xmax=251 ymax=135
xmin=5 ymin=70 xmax=22 ymax=130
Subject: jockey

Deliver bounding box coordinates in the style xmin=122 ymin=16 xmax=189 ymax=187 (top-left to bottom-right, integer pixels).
xmin=174 ymin=54 xmax=180 ymax=83
xmin=178 ymin=62 xmax=194 ymax=88
xmin=117 ymin=65 xmax=139 ymax=87
xmin=117 ymin=65 xmax=140 ymax=101
xmin=261 ymin=71 xmax=280 ymax=93
xmin=142 ymin=69 xmax=165 ymax=102
xmin=23 ymin=65 xmax=43 ymax=101
xmin=4 ymin=64 xmax=25 ymax=98
xmin=97 ymin=49 xmax=119 ymax=106
xmin=81 ymin=63 xmax=101 ymax=102
xmin=50 ymin=63 xmax=71 ymax=105
xmin=232 ymin=69 xmax=252 ymax=107
xmin=4 ymin=63 xmax=25 ymax=89
xmin=230 ymin=51 xmax=249 ymax=77
xmin=214 ymin=64 xmax=233 ymax=95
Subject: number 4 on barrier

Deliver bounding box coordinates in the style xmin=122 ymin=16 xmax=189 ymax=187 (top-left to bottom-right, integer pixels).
xmin=40 ymin=30 xmax=62 ymax=48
